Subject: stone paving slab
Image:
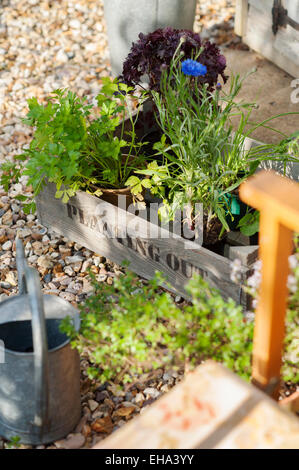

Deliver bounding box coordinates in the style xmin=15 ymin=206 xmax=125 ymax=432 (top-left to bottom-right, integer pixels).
xmin=94 ymin=361 xmax=299 ymax=449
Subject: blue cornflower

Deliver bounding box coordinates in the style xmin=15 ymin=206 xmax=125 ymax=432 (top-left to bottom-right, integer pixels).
xmin=181 ymin=59 xmax=207 ymax=77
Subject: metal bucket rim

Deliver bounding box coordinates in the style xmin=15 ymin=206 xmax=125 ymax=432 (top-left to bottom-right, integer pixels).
xmin=0 ymin=294 xmax=80 ymax=356
xmin=0 ymin=294 xmax=79 ymax=324
xmin=0 ymin=334 xmax=72 ymax=356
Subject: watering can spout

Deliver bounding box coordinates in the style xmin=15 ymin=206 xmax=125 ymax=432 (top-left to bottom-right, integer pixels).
xmin=16 ymin=236 xmax=26 ymax=295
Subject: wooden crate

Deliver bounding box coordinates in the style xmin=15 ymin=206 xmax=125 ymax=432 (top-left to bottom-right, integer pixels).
xmin=35 ymin=109 xmax=270 ymax=307
xmin=36 ymin=182 xmax=258 ymax=307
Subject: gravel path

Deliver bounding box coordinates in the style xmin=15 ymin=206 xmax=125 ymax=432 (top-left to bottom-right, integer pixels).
xmin=0 ymin=0 xmax=246 ymax=449
xmin=195 ymin=0 xmax=247 ymax=49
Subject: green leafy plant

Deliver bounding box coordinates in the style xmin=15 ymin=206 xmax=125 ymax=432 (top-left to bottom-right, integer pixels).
xmin=61 ymin=269 xmax=254 ymax=383
xmin=0 ymin=78 xmax=146 ymax=213
xmin=127 ymin=46 xmax=299 ymax=238
xmin=5 ymin=436 xmax=21 ymax=449
xmin=61 ymin=256 xmax=299 ymax=386
xmin=237 ymin=210 xmax=260 ymax=237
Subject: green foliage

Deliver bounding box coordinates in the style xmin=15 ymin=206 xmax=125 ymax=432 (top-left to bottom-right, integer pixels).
xmin=0 ymin=79 xmax=146 ymax=212
xmin=237 ymin=209 xmax=260 ymax=237
xmin=5 ymin=436 xmax=21 ymax=449
xmin=60 ymin=269 xmax=254 ymax=383
xmin=129 ymin=47 xmax=299 ymax=232
xmin=61 ymin=255 xmax=299 ymax=385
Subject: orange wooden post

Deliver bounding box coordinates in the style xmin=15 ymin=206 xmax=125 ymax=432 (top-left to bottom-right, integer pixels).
xmin=239 ymin=170 xmax=299 ymax=398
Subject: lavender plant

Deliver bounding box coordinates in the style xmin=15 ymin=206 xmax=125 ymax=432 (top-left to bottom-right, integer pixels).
xmin=127 ymin=45 xmax=299 ymax=237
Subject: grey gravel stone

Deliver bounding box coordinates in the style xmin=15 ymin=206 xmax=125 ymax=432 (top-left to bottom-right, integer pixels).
xmin=88 ymin=399 xmax=99 ymax=412
xmin=59 ymin=292 xmax=76 ymax=302
xmin=65 ymin=255 xmax=84 ymax=264
xmin=43 ymin=273 xmax=52 ymax=283
xmin=143 ymin=387 xmax=161 ymax=399
xmin=2 ymin=240 xmax=12 ymax=250
xmin=64 ymin=265 xmax=75 ymax=276
xmin=55 ymin=433 xmax=85 ymax=450
xmin=0 ymin=281 xmax=11 ymax=289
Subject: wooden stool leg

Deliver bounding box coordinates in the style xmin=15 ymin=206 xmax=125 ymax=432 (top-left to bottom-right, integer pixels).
xmin=252 ymin=213 xmax=294 ymax=398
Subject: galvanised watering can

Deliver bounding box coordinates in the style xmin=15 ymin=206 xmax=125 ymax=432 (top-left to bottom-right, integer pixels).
xmin=0 ymin=239 xmax=81 ymax=445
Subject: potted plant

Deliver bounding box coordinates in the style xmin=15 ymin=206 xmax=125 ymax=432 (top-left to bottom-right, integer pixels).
xmin=125 ymin=36 xmax=299 ymax=245
xmin=121 ymin=26 xmax=229 ymax=190
xmin=1 ymin=78 xmax=147 ymax=213
xmin=2 ymin=28 xmax=298 ymax=307
xmin=103 ymin=0 xmax=197 ymax=77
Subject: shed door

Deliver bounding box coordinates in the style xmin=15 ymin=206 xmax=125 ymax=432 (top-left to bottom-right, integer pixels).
xmin=236 ymin=0 xmax=299 ymax=77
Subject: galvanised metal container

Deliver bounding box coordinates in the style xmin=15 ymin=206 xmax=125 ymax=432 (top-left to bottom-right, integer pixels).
xmin=0 ymin=240 xmax=81 ymax=445
xmin=103 ymin=0 xmax=198 ymax=76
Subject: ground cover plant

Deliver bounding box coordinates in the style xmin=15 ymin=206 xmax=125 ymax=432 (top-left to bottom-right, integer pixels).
xmin=61 ymin=239 xmax=299 ymax=387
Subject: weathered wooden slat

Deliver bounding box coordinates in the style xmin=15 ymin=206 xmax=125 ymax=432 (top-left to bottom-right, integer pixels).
xmin=247 ymin=0 xmax=273 ymax=15
xmin=237 ymin=0 xmax=299 ymax=78
xmin=224 ymin=244 xmax=259 ymax=266
xmin=235 ymin=0 xmax=248 ymax=36
xmin=93 ymin=361 xmax=299 ymax=449
xmin=36 ymin=183 xmax=255 ymax=306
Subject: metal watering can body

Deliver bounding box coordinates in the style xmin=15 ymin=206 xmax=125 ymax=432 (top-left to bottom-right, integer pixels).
xmin=0 ymin=240 xmax=81 ymax=445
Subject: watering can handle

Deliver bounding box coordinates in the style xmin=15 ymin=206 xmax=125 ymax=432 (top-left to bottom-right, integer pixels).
xmin=16 ymin=239 xmax=49 ymax=437
xmin=16 ymin=238 xmax=26 ymax=296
